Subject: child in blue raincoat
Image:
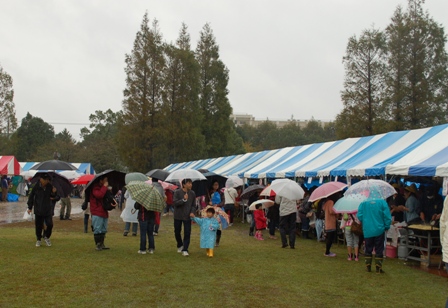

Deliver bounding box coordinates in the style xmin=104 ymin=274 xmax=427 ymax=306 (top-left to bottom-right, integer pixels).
xmin=191 ymin=207 xmax=220 ymax=257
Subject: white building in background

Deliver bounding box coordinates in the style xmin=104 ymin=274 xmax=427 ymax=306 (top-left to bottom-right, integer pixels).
xmin=230 ymin=113 xmax=330 ymax=128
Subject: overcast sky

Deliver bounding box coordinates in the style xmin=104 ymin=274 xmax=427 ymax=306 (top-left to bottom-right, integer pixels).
xmin=1 ymin=0 xmax=448 ymax=139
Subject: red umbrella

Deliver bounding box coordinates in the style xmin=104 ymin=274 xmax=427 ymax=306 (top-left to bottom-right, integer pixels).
xmin=71 ymin=174 xmax=95 ymax=185
xmin=308 ymin=181 xmax=347 ymax=202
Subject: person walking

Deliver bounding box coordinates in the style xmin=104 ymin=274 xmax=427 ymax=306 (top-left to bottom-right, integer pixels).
xmin=173 ymin=179 xmax=196 ymax=257
xmin=191 ymin=208 xmax=220 ymax=258
xmin=276 ymin=195 xmax=298 ymax=249
xmin=357 ymin=197 xmax=392 ymax=273
xmin=134 ymin=201 xmax=156 ymax=254
xmin=90 ymin=175 xmax=116 ymax=251
xmin=27 ymin=173 xmax=59 ymax=247
xmin=1 ymin=175 xmax=9 ymax=202
xmin=60 ymin=193 xmax=72 ymax=220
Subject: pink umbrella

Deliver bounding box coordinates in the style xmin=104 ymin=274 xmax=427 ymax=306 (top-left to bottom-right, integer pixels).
xmin=308 ymin=181 xmax=347 ymax=202
xmin=146 ymin=180 xmax=178 ymax=191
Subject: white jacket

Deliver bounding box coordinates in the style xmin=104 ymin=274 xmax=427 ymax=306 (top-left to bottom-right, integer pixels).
xmin=440 ymin=197 xmax=448 ymax=263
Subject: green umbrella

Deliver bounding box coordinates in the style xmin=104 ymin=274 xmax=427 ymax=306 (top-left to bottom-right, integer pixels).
xmin=126 ymin=181 xmax=165 ymax=212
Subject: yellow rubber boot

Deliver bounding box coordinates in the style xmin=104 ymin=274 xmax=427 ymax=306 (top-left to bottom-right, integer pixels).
xmin=209 ymin=249 xmax=214 ymax=258
xmin=206 ymin=249 xmax=210 ymax=256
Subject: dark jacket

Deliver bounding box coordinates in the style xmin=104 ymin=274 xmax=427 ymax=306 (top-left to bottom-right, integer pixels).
xmin=27 ymin=182 xmax=59 ymax=216
xmin=173 ymin=189 xmax=196 ymax=220
xmin=134 ymin=202 xmax=155 ymax=222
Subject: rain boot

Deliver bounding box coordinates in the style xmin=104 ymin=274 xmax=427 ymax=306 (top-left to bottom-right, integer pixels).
xmin=94 ymin=234 xmax=102 ymax=251
xmin=375 ymin=257 xmax=384 ymax=274
xmin=209 ymin=249 xmax=214 ymax=258
xmin=206 ymin=248 xmax=210 ymax=257
xmin=101 ymin=233 xmax=110 ymax=250
xmin=365 ymin=256 xmax=372 ymax=272
xmin=216 ymin=233 xmax=221 ymax=247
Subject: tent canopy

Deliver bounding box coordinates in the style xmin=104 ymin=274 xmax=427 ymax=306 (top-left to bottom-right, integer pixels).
xmin=0 ymin=156 xmax=22 ymax=175
xmin=164 ymin=124 xmax=448 ymax=179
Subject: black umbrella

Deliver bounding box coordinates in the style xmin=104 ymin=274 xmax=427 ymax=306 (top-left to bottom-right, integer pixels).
xmin=146 ymin=169 xmax=170 ymax=181
xmin=240 ymin=184 xmax=265 ymax=199
xmin=192 ymin=171 xmax=227 ymax=197
xmin=31 ymin=160 xmax=77 ymax=171
xmin=84 ymin=170 xmax=126 ymax=201
xmin=31 ymin=171 xmax=73 ymax=197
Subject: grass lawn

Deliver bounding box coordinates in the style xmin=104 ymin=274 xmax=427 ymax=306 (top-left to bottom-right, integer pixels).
xmin=0 ymin=212 xmax=447 ymax=308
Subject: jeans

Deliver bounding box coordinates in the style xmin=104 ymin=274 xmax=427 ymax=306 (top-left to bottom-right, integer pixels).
xmin=174 ymin=219 xmax=192 ymax=252
xmin=268 ymin=218 xmax=276 ymax=236
xmin=35 ymin=215 xmax=53 ymax=240
xmin=139 ymin=218 xmax=155 ymax=251
xmin=92 ymin=215 xmax=108 ymax=235
xmin=365 ymin=233 xmax=385 ymax=258
xmin=224 ymin=204 xmax=234 ymax=223
xmin=124 ymin=222 xmax=138 ymax=234
xmin=60 ymin=197 xmax=71 ymax=218
xmin=315 ymin=219 xmax=323 ymax=241
xmin=279 ymin=213 xmax=296 ymax=247
xmin=299 ymin=213 xmax=310 ymax=231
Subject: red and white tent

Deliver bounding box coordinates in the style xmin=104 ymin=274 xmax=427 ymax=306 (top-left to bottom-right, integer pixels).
xmin=0 ymin=156 xmax=22 ymax=175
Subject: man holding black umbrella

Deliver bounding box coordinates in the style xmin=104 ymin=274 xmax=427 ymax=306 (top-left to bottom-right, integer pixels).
xmin=27 ymin=173 xmax=59 ymax=247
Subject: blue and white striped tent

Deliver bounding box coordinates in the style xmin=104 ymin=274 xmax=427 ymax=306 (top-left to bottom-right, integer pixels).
xmin=164 ymin=124 xmax=448 ymax=179
xmin=20 ymin=162 xmax=95 ymax=175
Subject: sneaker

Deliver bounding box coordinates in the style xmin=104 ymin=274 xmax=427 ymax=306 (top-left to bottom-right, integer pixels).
xmin=148 ymin=249 xmax=154 ymax=254
xmin=182 ymin=251 xmax=189 ymax=257
xmin=229 ymin=223 xmax=233 ymax=227
xmin=324 ymin=252 xmax=336 ymax=257
xmin=177 ymin=246 xmax=183 ymax=253
xmin=138 ymin=250 xmax=147 ymax=255
xmin=36 ymin=240 xmax=41 ymax=247
xmin=162 ymin=213 xmax=168 ymax=217
xmin=153 ymin=232 xmax=158 ymax=236
xmin=123 ymin=231 xmax=128 ymax=236
xmin=269 ymin=236 xmax=277 ymax=239
xmin=65 ymin=217 xmax=72 ymax=220
xmin=44 ymin=237 xmax=52 ymax=247
xmin=132 ymin=233 xmax=137 ymax=236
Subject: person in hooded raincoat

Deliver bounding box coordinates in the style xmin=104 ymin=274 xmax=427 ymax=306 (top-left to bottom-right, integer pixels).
xmin=191 ymin=208 xmax=220 ymax=257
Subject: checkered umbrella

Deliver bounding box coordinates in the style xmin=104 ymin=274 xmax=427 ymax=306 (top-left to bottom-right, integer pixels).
xmin=126 ymin=181 xmax=165 ymax=212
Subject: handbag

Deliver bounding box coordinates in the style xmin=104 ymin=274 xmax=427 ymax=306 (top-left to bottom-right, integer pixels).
xmin=350 ymin=214 xmax=363 ymax=236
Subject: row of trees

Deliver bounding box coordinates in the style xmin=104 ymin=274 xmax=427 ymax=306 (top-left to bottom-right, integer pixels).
xmin=336 ymin=0 xmax=448 ymax=138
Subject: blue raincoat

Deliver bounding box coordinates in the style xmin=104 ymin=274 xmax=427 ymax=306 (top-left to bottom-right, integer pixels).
xmin=192 ymin=217 xmax=220 ymax=249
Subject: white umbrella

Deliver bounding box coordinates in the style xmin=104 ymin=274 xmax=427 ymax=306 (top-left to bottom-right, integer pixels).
xmin=165 ymin=169 xmax=207 ymax=183
xmin=225 ymin=175 xmax=244 ymax=188
xmin=269 ymin=179 xmax=305 ymax=200
xmin=59 ymin=170 xmax=83 ymax=180
xmin=248 ymin=199 xmax=275 ymax=210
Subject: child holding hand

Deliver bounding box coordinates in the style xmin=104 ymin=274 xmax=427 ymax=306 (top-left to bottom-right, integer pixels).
xmin=191 ymin=208 xmax=220 ymax=257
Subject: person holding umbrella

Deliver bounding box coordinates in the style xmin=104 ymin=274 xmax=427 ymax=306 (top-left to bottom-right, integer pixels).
xmin=90 ymin=175 xmax=115 ymax=251
xmin=357 ymin=196 xmax=392 ymax=273
xmin=27 ymin=173 xmax=59 ymax=247
xmin=173 ymin=179 xmax=197 ymax=256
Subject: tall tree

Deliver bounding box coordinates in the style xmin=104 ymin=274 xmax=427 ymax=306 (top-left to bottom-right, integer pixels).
xmin=12 ymin=112 xmax=55 ymax=161
xmin=196 ymin=24 xmax=243 ymax=157
xmin=336 ymin=27 xmax=387 ymax=139
xmin=161 ymin=23 xmax=205 ymax=165
xmin=0 ymin=64 xmax=17 ymax=136
xmin=385 ymin=0 xmax=448 ymax=130
xmin=79 ymin=109 xmax=124 ymax=172
xmin=118 ymin=13 xmax=166 ymax=171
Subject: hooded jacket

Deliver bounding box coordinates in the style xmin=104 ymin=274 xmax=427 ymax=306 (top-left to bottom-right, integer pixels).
xmin=27 ymin=182 xmax=58 ymax=216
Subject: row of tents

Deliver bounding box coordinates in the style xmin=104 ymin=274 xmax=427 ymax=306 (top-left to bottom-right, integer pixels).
xmin=0 ymin=157 xmax=95 ymax=178
xmin=164 ymin=123 xmax=448 ymax=181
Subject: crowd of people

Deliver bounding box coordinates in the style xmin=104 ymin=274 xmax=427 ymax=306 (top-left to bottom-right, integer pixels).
xmin=22 ymin=173 xmax=448 ymax=273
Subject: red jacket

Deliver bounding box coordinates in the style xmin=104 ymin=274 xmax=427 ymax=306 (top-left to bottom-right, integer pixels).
xmin=254 ymin=209 xmax=267 ymax=230
xmin=90 ymin=184 xmax=108 ymax=218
